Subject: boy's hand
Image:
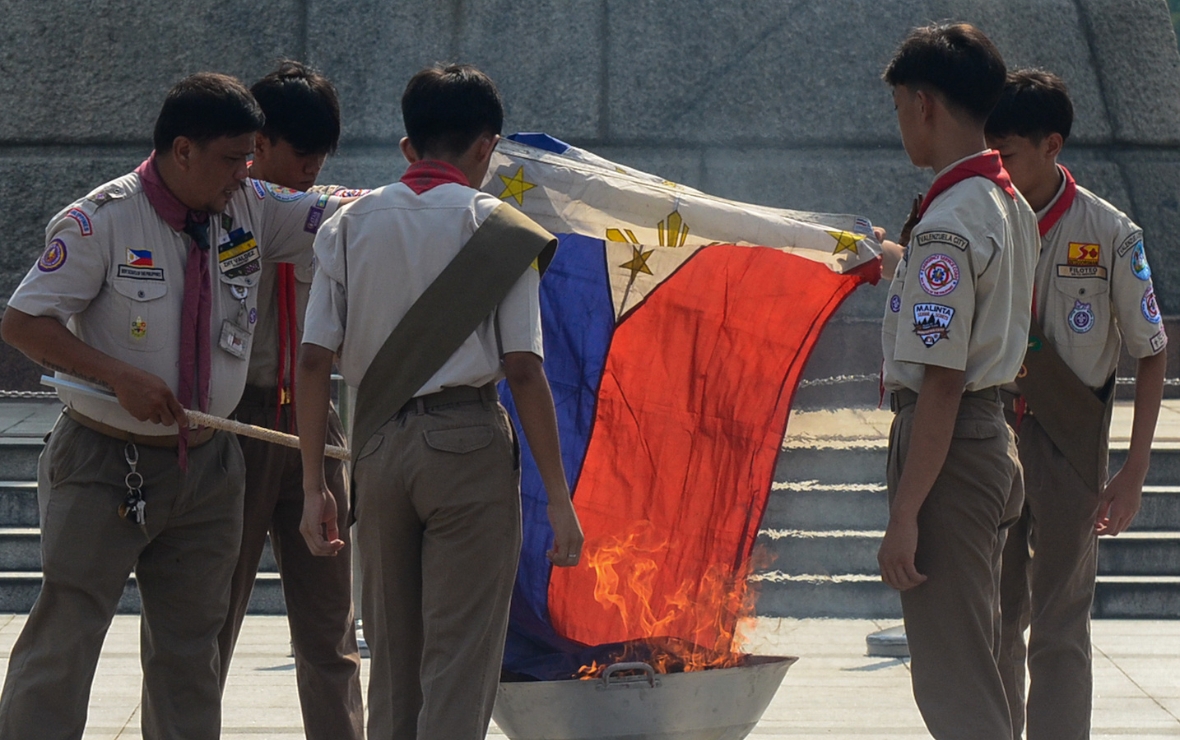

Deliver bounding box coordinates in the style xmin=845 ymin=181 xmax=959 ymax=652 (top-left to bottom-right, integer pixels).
xmin=878 ymin=515 xmax=927 ymax=591
xmin=1096 ymin=466 xmax=1144 ymax=536
xmin=546 ymin=496 xmax=584 ymax=567
xmin=300 ymin=486 xmax=346 ymax=557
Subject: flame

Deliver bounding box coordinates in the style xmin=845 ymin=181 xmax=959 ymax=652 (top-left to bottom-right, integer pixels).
xmin=575 ymin=522 xmax=765 ymax=679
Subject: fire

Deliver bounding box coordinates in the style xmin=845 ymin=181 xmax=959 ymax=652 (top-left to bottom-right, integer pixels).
xmin=575 ymin=522 xmax=764 ymax=679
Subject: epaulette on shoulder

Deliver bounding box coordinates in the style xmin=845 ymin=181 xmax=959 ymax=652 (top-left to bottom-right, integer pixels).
xmin=85 ymin=182 xmax=128 ymax=209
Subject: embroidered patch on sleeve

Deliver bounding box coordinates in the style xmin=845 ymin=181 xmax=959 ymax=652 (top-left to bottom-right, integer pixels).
xmin=264 ymin=182 xmax=307 ymax=202
xmin=913 ymin=303 xmax=955 ymax=347
xmin=250 ymin=179 xmax=268 ymax=200
xmin=1151 ymin=330 xmax=1167 ymax=353
xmin=1067 ymin=300 xmax=1095 ymax=333
xmin=1130 ymin=242 xmax=1152 ymax=281
xmin=1117 ymin=231 xmax=1144 ymax=258
xmin=918 ymin=253 xmax=960 ymax=296
xmin=890 ymin=294 xmax=901 ymax=313
xmin=915 ymin=230 xmax=969 ymax=251
xmin=330 ymin=188 xmax=371 ymax=198
xmin=65 ymin=208 xmax=93 ymax=236
xmin=37 ymin=239 xmax=67 ymax=272
xmin=1142 ymin=286 xmax=1162 ymax=324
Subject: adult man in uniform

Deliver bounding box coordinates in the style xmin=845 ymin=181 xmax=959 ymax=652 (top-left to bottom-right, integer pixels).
xmin=876 ymin=23 xmax=1039 ymax=739
xmin=216 ymin=60 xmax=364 ymax=740
xmin=0 ymin=72 xmax=348 ymax=740
xmin=986 ymin=69 xmax=1167 ymax=740
xmin=297 ymin=64 xmax=584 ymax=740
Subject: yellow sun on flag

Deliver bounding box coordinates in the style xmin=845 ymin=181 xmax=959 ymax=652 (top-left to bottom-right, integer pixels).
xmin=606 ymin=228 xmax=640 ymax=244
xmin=620 ymin=245 xmax=655 ymax=278
xmin=826 ymin=229 xmax=866 ymax=256
xmin=660 ymin=210 xmax=689 ymax=247
xmin=498 ymin=166 xmax=536 ymax=206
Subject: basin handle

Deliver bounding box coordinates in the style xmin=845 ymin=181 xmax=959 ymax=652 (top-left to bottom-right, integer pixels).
xmin=601 ymin=662 xmax=657 ymax=689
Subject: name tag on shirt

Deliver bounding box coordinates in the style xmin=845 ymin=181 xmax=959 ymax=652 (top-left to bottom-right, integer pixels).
xmin=217 ymin=228 xmax=261 ymax=280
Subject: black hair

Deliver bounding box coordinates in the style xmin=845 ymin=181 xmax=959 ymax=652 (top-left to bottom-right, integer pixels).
xmin=401 ymin=64 xmax=504 ymax=158
xmin=882 ymin=22 xmax=1007 ymax=123
xmin=153 ymin=72 xmax=264 ymax=153
xmin=251 ymin=60 xmax=341 ymax=155
xmin=985 ymin=68 xmax=1073 ymax=143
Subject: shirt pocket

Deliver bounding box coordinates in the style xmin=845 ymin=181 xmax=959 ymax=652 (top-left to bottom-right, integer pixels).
xmin=1053 ymin=277 xmax=1110 ymax=348
xmin=110 ymin=277 xmax=168 ymax=352
xmin=423 ymin=425 xmax=494 ymax=454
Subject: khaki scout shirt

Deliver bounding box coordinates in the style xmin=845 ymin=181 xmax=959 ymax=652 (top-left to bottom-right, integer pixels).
xmin=303 ymin=182 xmax=544 ymax=396
xmin=8 ymin=173 xmax=342 ymax=435
xmin=1028 ymin=173 xmax=1167 ymax=389
xmin=883 ymin=155 xmax=1039 ymax=393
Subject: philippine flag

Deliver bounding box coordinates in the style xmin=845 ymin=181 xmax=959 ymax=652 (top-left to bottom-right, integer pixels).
xmin=126 ymin=249 xmax=153 ymax=267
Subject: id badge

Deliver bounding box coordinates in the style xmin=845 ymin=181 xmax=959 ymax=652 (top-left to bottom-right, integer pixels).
xmin=219 ymin=319 xmax=251 ymax=359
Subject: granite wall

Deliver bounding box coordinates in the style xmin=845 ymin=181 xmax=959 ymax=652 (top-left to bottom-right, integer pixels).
xmin=1 ymin=0 xmax=1179 ymax=400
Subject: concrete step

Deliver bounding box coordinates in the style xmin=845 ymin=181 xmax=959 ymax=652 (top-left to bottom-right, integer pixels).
xmin=0 ymin=441 xmax=41 ymax=482
xmin=0 ymin=527 xmax=279 ymax=573
xmin=0 ymin=571 xmax=287 ymax=615
xmin=752 ymin=573 xmax=1180 ymax=620
xmin=755 ymin=529 xmax=1180 ymax=578
xmin=0 ymin=482 xmax=37 ymax=527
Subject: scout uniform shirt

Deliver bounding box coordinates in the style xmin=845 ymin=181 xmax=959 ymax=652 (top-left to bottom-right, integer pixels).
xmin=883 ymin=151 xmax=1039 ymax=393
xmin=8 ymin=167 xmax=343 ymax=436
xmin=303 ymin=163 xmax=543 ymax=397
xmin=1026 ymin=166 xmax=1166 ymax=389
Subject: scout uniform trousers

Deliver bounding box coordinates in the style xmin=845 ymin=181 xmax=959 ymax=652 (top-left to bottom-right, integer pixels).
xmin=999 ymin=413 xmax=1102 ymax=740
xmin=217 ymin=391 xmax=363 ymax=740
xmin=0 ymin=413 xmax=245 ymax=740
xmin=888 ymin=390 xmax=1024 ymax=740
xmin=352 ymin=390 xmax=521 ymax=740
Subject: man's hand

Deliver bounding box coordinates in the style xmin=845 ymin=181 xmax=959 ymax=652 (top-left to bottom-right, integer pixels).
xmin=1096 ymin=466 xmax=1144 ymax=537
xmin=300 ymin=487 xmax=345 ymax=556
xmin=546 ymin=496 xmax=584 ymax=567
xmin=111 ymin=366 xmax=187 ymax=427
xmin=878 ymin=515 xmax=927 ymax=590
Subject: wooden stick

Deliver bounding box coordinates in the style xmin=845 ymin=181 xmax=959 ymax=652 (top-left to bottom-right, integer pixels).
xmin=186 ymin=410 xmax=351 ymax=461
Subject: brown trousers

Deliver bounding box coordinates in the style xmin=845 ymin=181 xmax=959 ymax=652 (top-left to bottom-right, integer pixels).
xmin=999 ymin=415 xmax=1101 ymax=740
xmin=888 ymin=393 xmax=1024 ymax=740
xmin=353 ymin=397 xmax=521 ymax=740
xmin=0 ymin=414 xmax=244 ymax=740
xmin=217 ymin=396 xmax=363 ymax=740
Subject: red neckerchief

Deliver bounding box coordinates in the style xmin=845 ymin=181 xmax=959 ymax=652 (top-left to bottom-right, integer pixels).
xmin=135 ymin=152 xmax=191 ymax=231
xmin=1037 ymin=165 xmax=1077 ymax=238
xmin=917 ymin=150 xmax=1017 ymax=220
xmin=400 ymin=160 xmax=470 ymax=194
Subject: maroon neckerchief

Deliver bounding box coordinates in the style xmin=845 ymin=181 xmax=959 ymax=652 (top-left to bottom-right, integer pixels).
xmin=917 ymin=150 xmax=1017 ymax=220
xmin=135 ymin=153 xmax=211 ymax=470
xmin=1037 ymin=165 xmax=1077 ymax=238
xmin=400 ymin=160 xmax=470 ymax=194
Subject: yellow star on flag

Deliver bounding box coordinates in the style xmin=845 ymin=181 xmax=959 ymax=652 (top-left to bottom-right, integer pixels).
xmin=826 ymin=229 xmax=867 ymax=256
xmin=619 ymin=245 xmax=655 ymax=278
xmin=497 ymin=166 xmax=536 ymax=206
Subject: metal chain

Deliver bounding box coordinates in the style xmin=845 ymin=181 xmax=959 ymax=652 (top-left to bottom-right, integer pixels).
xmin=797 ymin=374 xmax=1180 ymax=388
xmin=0 ymin=390 xmax=59 ymax=399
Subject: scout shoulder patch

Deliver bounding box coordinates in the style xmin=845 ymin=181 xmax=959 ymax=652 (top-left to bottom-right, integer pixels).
xmin=1117 ymin=230 xmax=1144 ymax=258
xmin=1130 ymin=242 xmax=1152 ymax=281
xmin=1142 ymin=286 xmax=1162 ymax=324
xmin=264 ymin=182 xmax=307 ymax=202
xmin=250 ymin=179 xmax=267 ymax=200
xmin=918 ymin=253 xmax=960 ymax=297
xmin=1067 ymin=300 xmax=1095 ymax=333
xmin=914 ymin=230 xmax=969 ymax=251
xmin=217 ymin=228 xmax=261 ymax=279
xmin=65 ymin=208 xmax=93 ymax=236
xmin=913 ymin=302 xmax=954 ymax=347
xmin=37 ymin=239 xmax=67 ymax=272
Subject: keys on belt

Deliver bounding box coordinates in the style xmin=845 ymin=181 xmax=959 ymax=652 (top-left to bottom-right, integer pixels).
xmin=120 ymin=443 xmax=147 ymax=534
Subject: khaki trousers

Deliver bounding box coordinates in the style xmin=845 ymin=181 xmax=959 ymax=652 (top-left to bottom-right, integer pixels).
xmin=888 ymin=394 xmax=1023 ymax=740
xmin=353 ymin=397 xmax=522 ymax=740
xmin=217 ymin=396 xmax=362 ymax=740
xmin=999 ymin=415 xmax=1101 ymax=740
xmin=0 ymin=413 xmax=245 ymax=740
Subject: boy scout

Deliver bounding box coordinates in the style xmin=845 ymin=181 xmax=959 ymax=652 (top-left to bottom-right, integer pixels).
xmin=297 ymin=64 xmax=583 ymax=740
xmin=216 ymin=61 xmax=364 ymax=740
xmin=0 ymin=73 xmax=347 ymax=740
xmin=877 ymin=23 xmax=1039 ymax=738
xmin=986 ymin=69 xmax=1167 ymax=740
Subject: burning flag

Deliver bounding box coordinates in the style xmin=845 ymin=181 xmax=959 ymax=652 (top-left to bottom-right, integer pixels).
xmin=485 ymin=134 xmax=879 ymax=680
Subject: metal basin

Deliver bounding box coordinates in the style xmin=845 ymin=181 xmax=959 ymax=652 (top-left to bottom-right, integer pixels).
xmin=493 ymin=655 xmax=797 ymax=740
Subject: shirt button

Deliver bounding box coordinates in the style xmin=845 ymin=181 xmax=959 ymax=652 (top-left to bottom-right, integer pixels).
xmin=1079 ymin=289 xmax=1086 ymax=295
xmin=137 ymin=290 xmax=145 ymax=298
